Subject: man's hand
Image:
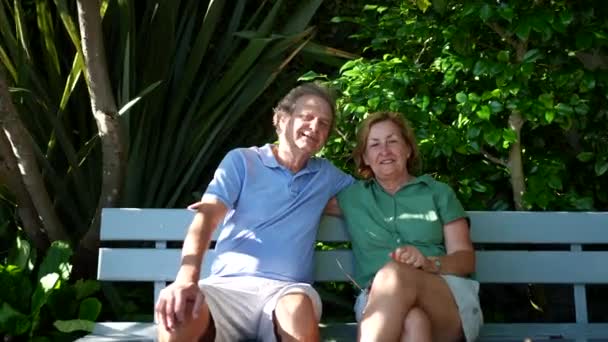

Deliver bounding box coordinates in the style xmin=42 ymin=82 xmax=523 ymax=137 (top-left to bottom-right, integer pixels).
xmin=187 ymin=201 xmax=204 ymax=211
xmin=155 ymin=281 xmax=204 ymax=331
xmin=390 ymin=245 xmax=426 ymax=268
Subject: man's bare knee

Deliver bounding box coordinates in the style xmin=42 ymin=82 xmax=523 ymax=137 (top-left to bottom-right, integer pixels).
xmin=157 ymin=300 xmax=213 ymax=342
xmin=275 ymin=293 xmax=319 ymax=342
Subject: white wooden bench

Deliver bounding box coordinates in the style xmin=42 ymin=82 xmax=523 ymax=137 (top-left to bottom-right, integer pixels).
xmin=78 ymin=209 xmax=608 ymax=341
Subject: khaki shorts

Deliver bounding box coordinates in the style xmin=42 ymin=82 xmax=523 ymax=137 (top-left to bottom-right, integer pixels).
xmin=199 ymin=276 xmax=322 ymax=342
xmin=354 ymin=274 xmax=483 ymax=342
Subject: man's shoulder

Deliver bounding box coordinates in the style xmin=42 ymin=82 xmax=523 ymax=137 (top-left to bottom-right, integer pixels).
xmin=304 ymin=156 xmax=336 ymax=175
xmin=224 ymin=145 xmax=267 ymax=162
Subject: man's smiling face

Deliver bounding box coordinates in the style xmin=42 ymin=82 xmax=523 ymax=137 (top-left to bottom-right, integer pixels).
xmin=279 ymin=94 xmax=332 ymax=156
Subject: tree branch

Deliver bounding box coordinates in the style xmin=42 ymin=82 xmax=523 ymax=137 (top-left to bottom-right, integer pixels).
xmin=486 ymin=22 xmax=519 ymax=50
xmin=76 ymin=0 xmax=126 ymax=269
xmin=486 ymin=22 xmax=528 ymax=62
xmin=0 ymin=130 xmax=49 ymax=251
xmin=507 ymin=111 xmax=526 ymax=211
xmin=415 ymin=37 xmax=432 ymax=65
xmin=0 ymin=71 xmax=69 ymax=242
xmin=479 ymin=146 xmax=508 ymax=167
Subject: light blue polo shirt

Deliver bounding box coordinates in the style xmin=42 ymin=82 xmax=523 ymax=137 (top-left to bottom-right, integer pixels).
xmin=202 ymin=144 xmax=353 ymax=283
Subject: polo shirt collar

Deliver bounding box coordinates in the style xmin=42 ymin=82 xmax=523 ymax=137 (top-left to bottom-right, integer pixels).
xmin=259 ymin=144 xmax=320 ymax=173
xmin=260 ymin=144 xmax=280 ymax=168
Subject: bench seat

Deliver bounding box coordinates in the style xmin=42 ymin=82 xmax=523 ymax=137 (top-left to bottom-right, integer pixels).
xmin=77 ymin=321 xmax=608 ymax=341
xmin=79 ymin=209 xmax=608 ymax=342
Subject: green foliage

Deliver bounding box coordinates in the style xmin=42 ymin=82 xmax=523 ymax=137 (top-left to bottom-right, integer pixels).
xmin=1 ymin=0 xmax=343 ymax=324
xmin=0 ymin=241 xmax=100 ymax=340
xmin=102 ymin=0 xmax=332 ymax=208
xmin=0 ymin=0 xmax=97 ymax=244
xmin=0 ymin=0 xmax=336 ymax=241
xmin=317 ymin=0 xmax=608 ymax=211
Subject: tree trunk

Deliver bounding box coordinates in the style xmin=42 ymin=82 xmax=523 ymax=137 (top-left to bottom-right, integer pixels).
xmin=0 ymin=70 xmax=69 ymax=243
xmin=508 ymin=111 xmax=526 ymax=211
xmin=0 ymin=130 xmax=49 ymax=251
xmin=75 ymin=0 xmax=125 ymax=278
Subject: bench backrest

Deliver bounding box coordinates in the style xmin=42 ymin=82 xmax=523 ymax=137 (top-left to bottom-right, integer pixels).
xmin=98 ymin=209 xmax=608 ymax=323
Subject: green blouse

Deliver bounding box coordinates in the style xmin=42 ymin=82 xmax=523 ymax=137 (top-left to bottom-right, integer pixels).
xmin=336 ymin=174 xmax=467 ymax=287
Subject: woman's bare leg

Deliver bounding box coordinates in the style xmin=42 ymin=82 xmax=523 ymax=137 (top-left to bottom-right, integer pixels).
xmin=400 ymin=307 xmax=431 ymax=342
xmin=358 ymin=261 xmax=463 ymax=342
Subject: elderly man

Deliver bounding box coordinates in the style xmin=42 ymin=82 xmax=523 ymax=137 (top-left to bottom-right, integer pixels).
xmin=155 ymin=83 xmax=353 ymax=342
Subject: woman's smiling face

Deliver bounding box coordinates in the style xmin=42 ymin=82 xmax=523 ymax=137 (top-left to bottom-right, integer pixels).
xmin=363 ymin=120 xmax=411 ymax=180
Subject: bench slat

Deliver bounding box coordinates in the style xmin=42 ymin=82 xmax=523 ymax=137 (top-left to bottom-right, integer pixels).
xmin=481 ymin=323 xmax=608 ymax=340
xmin=97 ymin=248 xmax=354 ymax=282
xmin=99 ymin=248 xmax=608 ymax=284
xmin=469 ymin=211 xmax=608 ymax=244
xmin=101 ymin=209 xmax=608 ymax=244
xmin=101 ymin=208 xmax=197 ymax=241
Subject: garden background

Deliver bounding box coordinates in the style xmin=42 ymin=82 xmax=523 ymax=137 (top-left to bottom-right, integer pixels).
xmin=0 ymin=0 xmax=606 ymax=340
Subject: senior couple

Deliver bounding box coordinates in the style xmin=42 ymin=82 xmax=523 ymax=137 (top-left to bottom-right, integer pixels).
xmin=155 ymin=83 xmax=483 ymax=342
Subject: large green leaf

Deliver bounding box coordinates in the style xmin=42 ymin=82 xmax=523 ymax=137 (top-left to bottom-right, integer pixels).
xmin=0 ymin=302 xmax=31 ymax=336
xmin=77 ymin=297 xmax=101 ymax=321
xmin=7 ymin=235 xmax=31 ymax=270
xmin=53 ymin=319 xmax=95 ymax=333
xmin=37 ymin=241 xmax=72 ymax=281
xmin=0 ymin=265 xmax=32 ymax=312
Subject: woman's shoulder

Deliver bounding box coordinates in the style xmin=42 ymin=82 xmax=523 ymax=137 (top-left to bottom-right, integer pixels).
xmin=343 ymin=178 xmax=372 ymax=192
xmin=337 ymin=179 xmax=371 ymax=200
xmin=417 ymin=174 xmax=456 ymax=193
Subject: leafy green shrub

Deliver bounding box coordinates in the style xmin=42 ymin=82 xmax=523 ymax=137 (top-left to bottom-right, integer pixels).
xmin=308 ymin=0 xmax=608 ymax=211
xmin=0 ymin=240 xmax=100 ymax=341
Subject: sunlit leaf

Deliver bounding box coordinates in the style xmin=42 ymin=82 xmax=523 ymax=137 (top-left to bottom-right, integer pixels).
xmin=522 ymin=49 xmax=543 ymax=64
xmin=576 ymin=152 xmax=594 ymax=162
xmin=476 ymin=105 xmax=491 ymax=120
xmin=298 ymin=70 xmax=325 ymax=81
xmin=595 ymin=159 xmax=608 ymax=176
xmin=54 ymin=319 xmax=95 ymax=333
xmin=118 ymin=80 xmax=162 ymax=116
xmin=456 ymin=92 xmax=468 ymax=103
xmin=416 ymin=0 xmax=431 ymax=13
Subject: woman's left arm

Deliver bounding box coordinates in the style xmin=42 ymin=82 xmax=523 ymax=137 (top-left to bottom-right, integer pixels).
xmin=423 ymin=217 xmax=475 ymax=276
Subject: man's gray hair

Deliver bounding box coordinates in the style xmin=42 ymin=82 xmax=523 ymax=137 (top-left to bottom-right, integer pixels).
xmin=272 ymin=82 xmax=337 ymax=132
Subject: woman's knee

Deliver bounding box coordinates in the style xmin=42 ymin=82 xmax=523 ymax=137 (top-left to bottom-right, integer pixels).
xmin=371 ymin=261 xmax=417 ymax=292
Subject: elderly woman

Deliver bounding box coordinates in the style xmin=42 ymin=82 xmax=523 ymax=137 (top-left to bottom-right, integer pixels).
xmin=331 ymin=112 xmax=483 ymax=341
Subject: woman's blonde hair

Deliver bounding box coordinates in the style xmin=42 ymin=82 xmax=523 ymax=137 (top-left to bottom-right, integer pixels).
xmin=353 ymin=111 xmax=420 ymax=179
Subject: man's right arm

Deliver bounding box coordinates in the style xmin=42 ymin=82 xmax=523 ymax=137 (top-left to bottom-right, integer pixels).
xmin=155 ymin=197 xmax=228 ymax=330
xmin=176 ymin=196 xmax=228 ymax=283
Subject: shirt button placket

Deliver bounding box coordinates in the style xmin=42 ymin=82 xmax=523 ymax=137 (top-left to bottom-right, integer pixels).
xmin=393 ymin=196 xmax=401 ymax=247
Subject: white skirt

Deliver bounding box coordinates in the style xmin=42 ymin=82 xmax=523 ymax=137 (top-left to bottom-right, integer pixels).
xmin=354 ymin=274 xmax=483 ymax=341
